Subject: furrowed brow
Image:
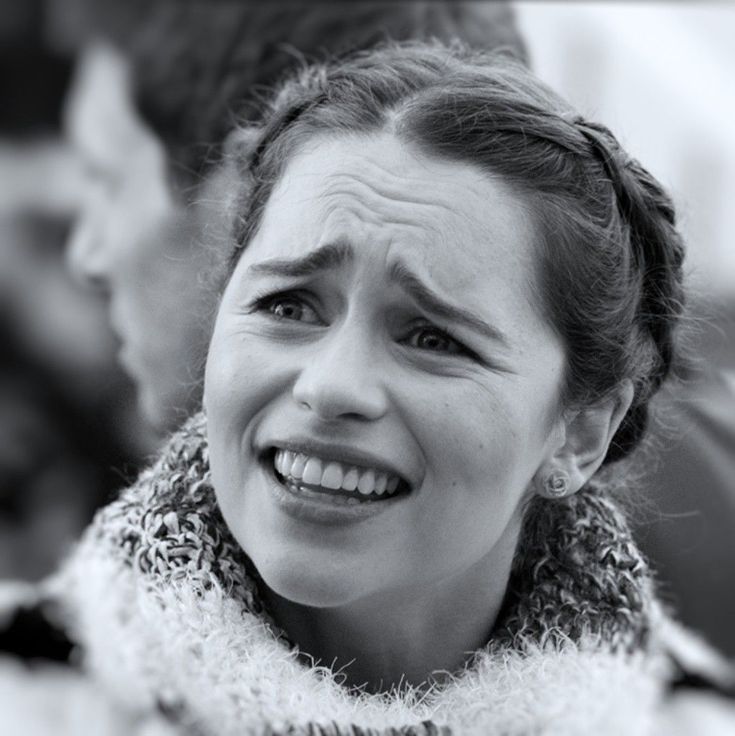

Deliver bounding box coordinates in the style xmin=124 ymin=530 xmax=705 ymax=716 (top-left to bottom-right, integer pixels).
xmin=248 ymin=241 xmax=353 ymax=278
xmin=389 ymin=261 xmax=510 ymax=348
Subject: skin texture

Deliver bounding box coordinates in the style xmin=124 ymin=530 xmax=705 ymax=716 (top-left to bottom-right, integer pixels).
xmin=204 ymin=132 xmax=581 ymax=690
xmin=64 ymin=43 xmax=234 ymax=431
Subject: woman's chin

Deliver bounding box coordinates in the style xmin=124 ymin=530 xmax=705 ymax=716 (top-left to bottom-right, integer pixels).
xmin=255 ymin=556 xmax=368 ymax=609
xmin=218 ymin=459 xmax=399 ymax=608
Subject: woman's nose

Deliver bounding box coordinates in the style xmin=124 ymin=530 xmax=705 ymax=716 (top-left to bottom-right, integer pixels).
xmin=292 ymin=328 xmax=389 ymax=423
xmin=65 ymin=209 xmax=110 ymax=291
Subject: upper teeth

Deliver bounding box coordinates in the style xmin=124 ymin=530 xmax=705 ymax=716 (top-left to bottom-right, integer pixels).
xmin=274 ymin=450 xmax=401 ymax=496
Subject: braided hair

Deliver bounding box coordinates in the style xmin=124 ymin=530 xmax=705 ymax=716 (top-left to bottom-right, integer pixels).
xmin=228 ymin=41 xmax=686 ymax=466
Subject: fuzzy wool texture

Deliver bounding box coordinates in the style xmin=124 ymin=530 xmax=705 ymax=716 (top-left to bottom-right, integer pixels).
xmin=29 ymin=412 xmax=726 ymax=735
xmin=51 ymin=544 xmax=667 ymax=736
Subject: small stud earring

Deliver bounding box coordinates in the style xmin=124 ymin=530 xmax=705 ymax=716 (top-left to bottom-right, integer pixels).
xmin=542 ymin=470 xmax=570 ymax=499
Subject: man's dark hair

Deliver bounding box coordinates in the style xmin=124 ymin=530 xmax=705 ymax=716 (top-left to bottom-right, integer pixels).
xmin=73 ymin=0 xmax=527 ymax=192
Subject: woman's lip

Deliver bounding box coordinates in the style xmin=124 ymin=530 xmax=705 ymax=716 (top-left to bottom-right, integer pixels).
xmin=261 ymin=438 xmax=410 ymax=486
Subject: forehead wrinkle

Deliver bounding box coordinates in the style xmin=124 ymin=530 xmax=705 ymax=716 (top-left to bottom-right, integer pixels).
xmin=320 ymin=196 xmax=434 ymax=243
xmin=321 ymin=164 xmax=507 ymax=254
xmin=322 ymin=171 xmax=468 ymax=219
xmin=318 ymin=181 xmax=471 ymax=252
xmin=280 ymin=138 xmax=509 ymax=261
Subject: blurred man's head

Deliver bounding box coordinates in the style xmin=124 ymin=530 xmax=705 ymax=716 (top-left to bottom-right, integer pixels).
xmin=64 ymin=0 xmax=526 ymax=431
xmin=65 ymin=40 xmax=230 ymax=430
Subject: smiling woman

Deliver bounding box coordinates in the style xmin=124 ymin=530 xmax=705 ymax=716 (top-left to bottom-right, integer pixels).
xmin=3 ymin=40 xmax=734 ymax=735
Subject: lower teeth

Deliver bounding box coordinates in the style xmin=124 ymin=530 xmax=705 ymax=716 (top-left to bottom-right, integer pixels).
xmin=285 ymin=478 xmax=372 ymax=504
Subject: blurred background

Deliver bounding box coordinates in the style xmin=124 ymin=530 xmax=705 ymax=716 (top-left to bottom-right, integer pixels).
xmin=1 ymin=1 xmax=734 ymax=652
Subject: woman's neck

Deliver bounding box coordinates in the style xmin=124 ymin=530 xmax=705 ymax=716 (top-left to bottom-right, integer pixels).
xmin=263 ymin=552 xmax=514 ymax=694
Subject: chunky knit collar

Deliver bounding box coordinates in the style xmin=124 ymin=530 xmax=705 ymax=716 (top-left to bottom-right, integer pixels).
xmin=51 ymin=412 xmax=672 ymax=735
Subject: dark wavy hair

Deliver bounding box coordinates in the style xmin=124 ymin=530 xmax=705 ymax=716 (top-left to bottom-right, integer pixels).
xmin=228 ymin=41 xmax=686 ymax=465
xmin=72 ymin=0 xmax=526 ymax=192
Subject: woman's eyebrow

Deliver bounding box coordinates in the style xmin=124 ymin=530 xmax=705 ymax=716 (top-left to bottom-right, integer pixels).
xmin=389 ymin=261 xmax=511 ymax=348
xmin=248 ymin=241 xmax=353 ymax=278
xmin=246 ymin=245 xmax=509 ymax=347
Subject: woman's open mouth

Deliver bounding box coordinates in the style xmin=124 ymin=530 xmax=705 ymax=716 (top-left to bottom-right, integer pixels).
xmin=269 ymin=448 xmax=411 ymax=506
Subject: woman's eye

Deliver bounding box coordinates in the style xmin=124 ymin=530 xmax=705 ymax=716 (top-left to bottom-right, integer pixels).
xmin=263 ymin=295 xmax=320 ymax=324
xmin=406 ymin=327 xmax=463 ymax=355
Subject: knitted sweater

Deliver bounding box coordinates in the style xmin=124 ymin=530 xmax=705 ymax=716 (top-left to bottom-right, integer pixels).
xmin=2 ymin=413 xmax=734 ymax=735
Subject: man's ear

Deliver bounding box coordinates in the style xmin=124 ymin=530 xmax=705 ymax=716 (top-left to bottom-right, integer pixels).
xmin=540 ymin=380 xmax=635 ymax=496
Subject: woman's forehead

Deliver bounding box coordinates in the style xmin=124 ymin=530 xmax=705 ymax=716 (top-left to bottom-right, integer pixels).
xmin=248 ymin=132 xmax=538 ymax=294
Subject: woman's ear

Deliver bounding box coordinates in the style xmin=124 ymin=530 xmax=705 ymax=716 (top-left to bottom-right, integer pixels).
xmin=536 ymin=380 xmax=635 ymax=498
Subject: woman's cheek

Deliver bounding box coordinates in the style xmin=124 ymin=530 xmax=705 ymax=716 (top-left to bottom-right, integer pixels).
xmin=206 ymin=332 xmax=273 ymax=513
xmin=205 ymin=332 xmax=241 ymax=421
xmin=414 ymin=375 xmax=519 ymax=489
xmin=206 ymin=326 xmax=269 ymax=411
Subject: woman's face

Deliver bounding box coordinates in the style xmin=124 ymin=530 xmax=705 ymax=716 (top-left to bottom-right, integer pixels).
xmin=205 ymin=132 xmax=567 ymax=608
